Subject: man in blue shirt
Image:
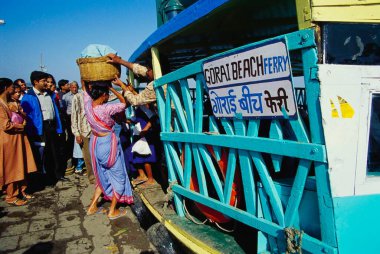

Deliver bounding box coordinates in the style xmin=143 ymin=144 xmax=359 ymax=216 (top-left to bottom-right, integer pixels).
xmin=21 ymin=71 xmax=68 ymax=185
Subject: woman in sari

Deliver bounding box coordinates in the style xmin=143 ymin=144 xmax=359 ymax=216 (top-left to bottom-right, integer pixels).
xmin=83 ymin=80 xmax=133 ymax=219
xmin=0 ymin=78 xmax=37 ymax=206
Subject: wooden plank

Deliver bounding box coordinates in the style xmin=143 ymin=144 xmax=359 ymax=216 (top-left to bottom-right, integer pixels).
xmin=192 ymin=144 xmax=208 ymax=196
xmin=208 ymin=116 xmax=221 ymax=161
xmin=179 ymin=79 xmax=194 ymax=132
xmin=164 ymin=88 xmax=172 ymax=131
xmin=249 ymin=151 xmax=285 ymax=227
xmin=223 ymin=148 xmax=237 ymax=205
xmin=168 ymin=84 xmax=189 ymax=132
xmin=234 ymin=119 xmax=256 ymax=214
xmin=284 ymin=159 xmax=312 ymax=227
xmin=312 ymin=0 xmax=380 ymax=6
xmin=258 ymin=187 xmax=280 ymax=252
xmin=296 ymin=0 xmax=312 ymax=29
xmin=198 ymin=144 xmax=225 ymax=203
xmin=167 ymin=142 xmax=185 ymax=185
xmin=269 ymin=120 xmax=283 ymax=172
xmin=183 ymin=143 xmax=193 ymax=189
xmin=312 ymin=5 xmax=380 ymax=22
xmin=194 ymin=74 xmax=204 ymax=133
xmin=302 ymin=45 xmax=337 ymax=247
xmin=160 ymin=132 xmax=327 ymax=162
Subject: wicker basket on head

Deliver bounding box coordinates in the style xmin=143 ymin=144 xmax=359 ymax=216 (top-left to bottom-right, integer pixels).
xmin=76 ymin=56 xmax=121 ymax=81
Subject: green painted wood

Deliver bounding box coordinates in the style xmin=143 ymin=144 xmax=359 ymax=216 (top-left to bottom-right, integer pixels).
xmin=167 ymin=142 xmax=185 ymax=185
xmin=209 ymin=116 xmax=219 ymax=133
xmin=258 ymin=186 xmax=280 ymax=253
xmin=234 ymin=119 xmax=256 ymax=214
xmin=302 ymin=45 xmax=337 ymax=247
xmin=288 ymin=117 xmax=310 ymax=142
xmin=164 ymin=87 xmax=172 ymax=132
xmin=163 ymin=142 xmax=184 ymax=216
xmin=198 ymin=144 xmax=225 ymax=203
xmin=155 ymin=86 xmax=167 ymax=131
xmin=270 ymin=120 xmax=283 ymax=172
xmin=191 ymin=144 xmax=208 ymax=196
xmin=183 ymin=142 xmax=192 ymax=189
xmin=194 ymin=74 xmax=204 ymax=133
xmin=154 ymin=61 xmax=202 ymax=87
xmin=284 ymin=159 xmax=312 ymax=227
xmin=179 ymin=79 xmax=194 ymax=132
xmin=152 ymin=29 xmax=335 ymax=252
xmin=163 ymin=142 xmax=177 ymax=182
xmin=247 ymin=119 xmax=259 ymax=137
xmin=223 ymin=148 xmax=237 ymax=205
xmin=250 ymin=151 xmax=285 ymax=227
xmin=168 ymin=84 xmax=189 ymax=132
xmin=173 ymin=185 xmax=337 ymax=254
xmin=221 ymin=119 xmax=234 ymax=135
xmin=173 ymin=117 xmax=181 ymax=132
xmin=208 ymin=116 xmax=221 ymax=161
xmin=160 ymin=132 xmax=327 ymax=162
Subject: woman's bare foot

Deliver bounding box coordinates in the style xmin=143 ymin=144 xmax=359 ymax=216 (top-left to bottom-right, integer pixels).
xmin=86 ymin=206 xmax=99 ymax=215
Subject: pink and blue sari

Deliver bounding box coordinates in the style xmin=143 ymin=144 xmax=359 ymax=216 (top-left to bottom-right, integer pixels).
xmin=84 ymin=92 xmax=133 ymax=204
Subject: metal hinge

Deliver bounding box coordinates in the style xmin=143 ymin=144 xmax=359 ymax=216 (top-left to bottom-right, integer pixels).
xmin=303 ymin=7 xmax=311 ymax=21
xmin=310 ymin=67 xmax=319 ymax=81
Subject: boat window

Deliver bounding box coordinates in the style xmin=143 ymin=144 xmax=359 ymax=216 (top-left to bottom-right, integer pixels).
xmin=367 ymin=94 xmax=380 ymax=175
xmin=323 ymin=23 xmax=380 ymax=65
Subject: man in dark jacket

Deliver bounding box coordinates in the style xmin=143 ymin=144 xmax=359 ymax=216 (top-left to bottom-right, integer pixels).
xmin=21 ymin=71 xmax=68 ymax=184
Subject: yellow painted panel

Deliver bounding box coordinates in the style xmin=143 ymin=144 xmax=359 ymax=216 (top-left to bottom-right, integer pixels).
xmin=312 ymin=0 xmax=380 ymax=6
xmin=151 ymin=47 xmax=168 ymax=97
xmin=312 ymin=5 xmax=380 ymax=22
xmin=296 ymin=0 xmax=312 ymax=29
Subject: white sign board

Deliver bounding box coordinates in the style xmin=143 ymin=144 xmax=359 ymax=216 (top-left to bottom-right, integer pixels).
xmin=203 ymin=39 xmax=297 ymax=118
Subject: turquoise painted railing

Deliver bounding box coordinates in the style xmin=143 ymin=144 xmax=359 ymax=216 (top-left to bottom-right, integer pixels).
xmin=153 ymin=29 xmax=337 ymax=254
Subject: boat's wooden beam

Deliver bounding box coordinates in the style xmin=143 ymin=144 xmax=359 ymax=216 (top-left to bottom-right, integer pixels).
xmin=160 ymin=132 xmax=327 ymax=163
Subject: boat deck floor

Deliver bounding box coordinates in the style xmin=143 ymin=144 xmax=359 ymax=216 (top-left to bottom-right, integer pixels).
xmin=134 ymin=183 xmax=246 ymax=254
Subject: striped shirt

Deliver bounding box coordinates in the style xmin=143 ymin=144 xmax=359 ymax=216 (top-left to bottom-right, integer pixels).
xmin=71 ymin=92 xmax=91 ymax=138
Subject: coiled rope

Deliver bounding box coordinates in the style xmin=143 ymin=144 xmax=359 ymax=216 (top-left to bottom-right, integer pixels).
xmin=284 ymin=227 xmax=303 ymax=254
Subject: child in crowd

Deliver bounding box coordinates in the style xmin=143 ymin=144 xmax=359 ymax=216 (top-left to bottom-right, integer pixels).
xmin=8 ymin=84 xmax=26 ymax=125
xmin=128 ymin=104 xmax=158 ymax=187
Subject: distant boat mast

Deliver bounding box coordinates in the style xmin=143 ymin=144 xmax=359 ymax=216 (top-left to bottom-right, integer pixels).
xmin=40 ymin=53 xmax=47 ymax=72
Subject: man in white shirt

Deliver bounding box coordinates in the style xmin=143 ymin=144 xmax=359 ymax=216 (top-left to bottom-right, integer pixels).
xmin=21 ymin=71 xmax=68 ymax=185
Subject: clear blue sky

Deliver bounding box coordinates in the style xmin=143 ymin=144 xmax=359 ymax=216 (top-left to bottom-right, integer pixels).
xmin=0 ymin=0 xmax=157 ymax=85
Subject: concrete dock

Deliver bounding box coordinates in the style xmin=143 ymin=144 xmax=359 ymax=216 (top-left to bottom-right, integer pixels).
xmin=0 ymin=173 xmax=157 ymax=254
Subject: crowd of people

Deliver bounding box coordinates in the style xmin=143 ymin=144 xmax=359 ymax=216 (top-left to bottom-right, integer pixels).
xmin=0 ymin=54 xmax=161 ymax=219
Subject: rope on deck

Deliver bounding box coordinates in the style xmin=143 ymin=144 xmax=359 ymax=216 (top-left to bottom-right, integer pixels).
xmin=284 ymin=227 xmax=303 ymax=254
xmin=163 ymin=180 xmax=177 ymax=211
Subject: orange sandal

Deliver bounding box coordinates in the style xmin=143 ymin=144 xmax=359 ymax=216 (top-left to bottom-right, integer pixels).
xmin=7 ymin=198 xmax=28 ymax=206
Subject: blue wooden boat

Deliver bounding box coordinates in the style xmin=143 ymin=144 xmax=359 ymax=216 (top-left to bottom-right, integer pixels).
xmin=129 ymin=1 xmax=380 ymax=253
